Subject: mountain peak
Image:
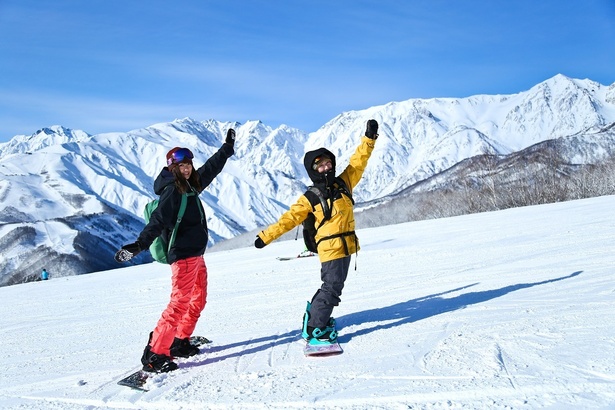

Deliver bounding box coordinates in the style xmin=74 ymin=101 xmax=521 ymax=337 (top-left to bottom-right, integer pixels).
xmin=1 ymin=76 xmax=614 ymax=285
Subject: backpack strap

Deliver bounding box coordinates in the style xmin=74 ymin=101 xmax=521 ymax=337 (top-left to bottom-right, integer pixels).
xmin=167 ymin=192 xmax=188 ymax=255
xmin=186 ymin=189 xmax=205 ymax=221
xmin=333 ymin=177 xmax=354 ymax=205
xmin=166 ymin=188 xmax=205 ymax=257
xmin=305 ymin=187 xmax=331 ymax=231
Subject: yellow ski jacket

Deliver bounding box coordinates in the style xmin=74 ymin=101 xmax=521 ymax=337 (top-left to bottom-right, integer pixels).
xmin=258 ymin=136 xmax=376 ymax=263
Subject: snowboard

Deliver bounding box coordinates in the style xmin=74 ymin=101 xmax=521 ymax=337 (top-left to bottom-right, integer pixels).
xmin=117 ymin=335 xmax=212 ymax=391
xmin=188 ymin=335 xmax=212 ymax=346
xmin=117 ymin=370 xmax=150 ymax=391
xmin=276 ymin=252 xmax=316 ymax=261
xmin=303 ymin=341 xmax=343 ymax=357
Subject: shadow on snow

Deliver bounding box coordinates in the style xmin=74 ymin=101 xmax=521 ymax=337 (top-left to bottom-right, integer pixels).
xmin=190 ymin=270 xmax=582 ymax=365
xmin=337 ymin=270 xmax=583 ymax=342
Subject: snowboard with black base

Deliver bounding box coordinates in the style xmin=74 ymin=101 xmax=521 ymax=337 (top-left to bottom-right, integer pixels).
xmin=301 ymin=301 xmax=343 ymax=356
xmin=117 ymin=336 xmax=212 ymax=391
xmin=117 ymin=370 xmax=150 ymax=392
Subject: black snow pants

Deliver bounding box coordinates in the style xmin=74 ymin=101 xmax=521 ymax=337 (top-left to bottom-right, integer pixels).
xmin=308 ymin=255 xmax=351 ymax=328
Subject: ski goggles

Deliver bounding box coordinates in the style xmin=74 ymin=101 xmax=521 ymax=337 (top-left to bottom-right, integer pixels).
xmin=167 ymin=148 xmax=194 ymax=166
xmin=312 ymin=156 xmax=332 ymax=171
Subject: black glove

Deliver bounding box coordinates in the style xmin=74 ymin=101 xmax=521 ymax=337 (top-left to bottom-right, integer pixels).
xmin=114 ymin=242 xmax=142 ymax=263
xmin=254 ymin=236 xmax=266 ymax=249
xmin=225 ymin=129 xmax=236 ymax=147
xmin=365 ymin=119 xmax=379 ymax=139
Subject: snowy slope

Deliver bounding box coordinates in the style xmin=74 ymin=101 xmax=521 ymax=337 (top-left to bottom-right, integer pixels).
xmin=0 ymin=195 xmax=613 ymax=409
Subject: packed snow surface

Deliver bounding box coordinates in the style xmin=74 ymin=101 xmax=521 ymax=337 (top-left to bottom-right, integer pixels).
xmin=1 ymin=195 xmax=614 ymax=409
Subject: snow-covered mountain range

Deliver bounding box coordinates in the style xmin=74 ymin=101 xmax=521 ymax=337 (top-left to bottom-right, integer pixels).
xmin=1 ymin=74 xmax=614 ymax=285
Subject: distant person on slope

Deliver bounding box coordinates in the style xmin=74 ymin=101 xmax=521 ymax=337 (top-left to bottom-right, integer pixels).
xmin=254 ymin=119 xmax=379 ymax=346
xmin=41 ymin=268 xmax=49 ymax=281
xmin=114 ymin=129 xmax=236 ymax=373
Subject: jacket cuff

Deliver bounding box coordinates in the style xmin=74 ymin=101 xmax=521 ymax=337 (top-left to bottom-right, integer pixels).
xmin=221 ymin=142 xmax=235 ymax=157
xmin=362 ymin=135 xmax=376 ymax=147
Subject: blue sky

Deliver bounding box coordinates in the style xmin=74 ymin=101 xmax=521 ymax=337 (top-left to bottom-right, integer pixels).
xmin=1 ymin=1 xmax=614 ymax=142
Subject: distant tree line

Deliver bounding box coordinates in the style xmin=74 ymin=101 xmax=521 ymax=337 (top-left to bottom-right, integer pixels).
xmin=356 ymin=145 xmax=615 ymax=228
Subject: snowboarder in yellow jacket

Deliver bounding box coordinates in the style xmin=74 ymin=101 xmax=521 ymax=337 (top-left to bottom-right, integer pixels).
xmin=255 ymin=119 xmax=379 ymax=345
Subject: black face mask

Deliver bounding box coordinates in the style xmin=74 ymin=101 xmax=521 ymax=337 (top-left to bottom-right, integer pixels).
xmin=323 ymin=169 xmax=336 ymax=187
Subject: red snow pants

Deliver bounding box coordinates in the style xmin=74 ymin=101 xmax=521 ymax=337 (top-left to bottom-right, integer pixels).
xmin=150 ymin=255 xmax=208 ymax=356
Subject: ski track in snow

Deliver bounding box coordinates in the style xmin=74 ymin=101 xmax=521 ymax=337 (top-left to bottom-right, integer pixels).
xmin=1 ymin=195 xmax=615 ymax=409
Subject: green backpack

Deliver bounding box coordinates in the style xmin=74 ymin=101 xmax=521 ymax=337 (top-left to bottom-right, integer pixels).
xmin=143 ymin=188 xmax=203 ymax=264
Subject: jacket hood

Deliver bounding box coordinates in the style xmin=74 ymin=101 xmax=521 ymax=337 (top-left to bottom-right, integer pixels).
xmin=153 ymin=168 xmax=176 ymax=195
xmin=304 ymin=148 xmax=336 ymax=184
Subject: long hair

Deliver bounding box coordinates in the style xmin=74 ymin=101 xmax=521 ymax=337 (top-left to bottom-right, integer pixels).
xmin=171 ymin=165 xmax=202 ymax=193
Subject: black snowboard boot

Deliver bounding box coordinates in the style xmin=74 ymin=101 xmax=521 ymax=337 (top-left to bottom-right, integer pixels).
xmin=141 ymin=349 xmax=178 ymax=373
xmin=170 ymin=337 xmax=200 ymax=358
xmin=141 ymin=331 xmax=178 ymax=373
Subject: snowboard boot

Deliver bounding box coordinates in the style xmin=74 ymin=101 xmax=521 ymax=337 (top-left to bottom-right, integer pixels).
xmin=302 ymin=301 xmax=337 ymax=344
xmin=305 ymin=323 xmax=338 ymax=346
xmin=301 ymin=301 xmax=312 ymax=340
xmin=140 ymin=331 xmax=154 ymax=365
xmin=170 ymin=337 xmax=200 ymax=358
xmin=141 ymin=331 xmax=178 ymax=373
xmin=141 ymin=349 xmax=178 ymax=373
